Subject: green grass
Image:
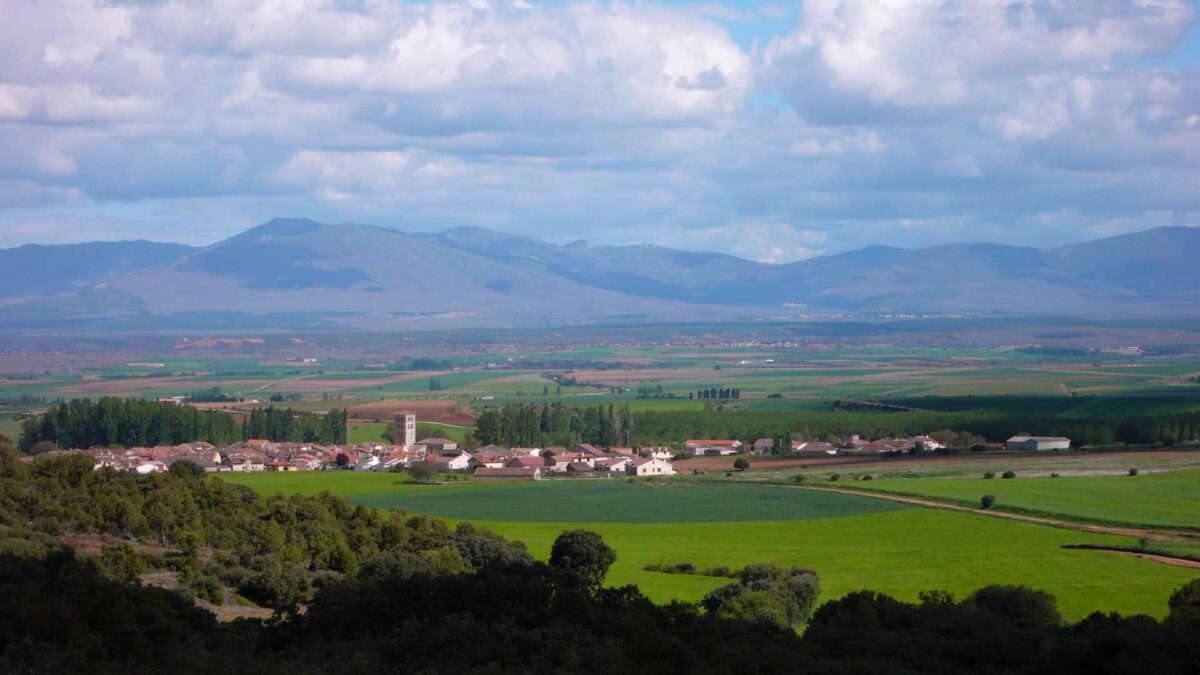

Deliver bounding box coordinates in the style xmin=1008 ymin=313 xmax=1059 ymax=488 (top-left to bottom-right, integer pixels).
xmin=223 ymin=475 xmax=908 ymax=523
xmin=862 ymin=469 xmax=1200 ymax=529
xmin=220 ymin=474 xmax=1200 ymax=619
xmin=476 ymin=510 xmax=1197 ymax=620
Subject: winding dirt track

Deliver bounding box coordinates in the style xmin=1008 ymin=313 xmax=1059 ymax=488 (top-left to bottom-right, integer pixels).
xmin=786 ymin=485 xmax=1200 ymax=544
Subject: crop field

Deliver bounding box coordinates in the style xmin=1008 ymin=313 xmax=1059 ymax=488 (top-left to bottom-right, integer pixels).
xmin=222 ymin=473 xmax=1200 ymax=620
xmin=860 ymin=468 xmax=1200 ymax=529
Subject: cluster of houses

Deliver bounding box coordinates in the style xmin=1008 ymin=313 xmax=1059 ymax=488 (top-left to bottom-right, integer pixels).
xmin=27 ymin=409 xmax=1072 ymax=478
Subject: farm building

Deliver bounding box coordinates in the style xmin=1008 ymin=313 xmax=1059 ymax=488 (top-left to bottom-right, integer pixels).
xmin=1006 ymin=436 xmax=1071 ymax=451
xmin=474 ymin=467 xmax=542 ymax=482
xmin=684 ymin=439 xmax=742 ymax=456
xmin=752 ymin=438 xmax=775 ymax=455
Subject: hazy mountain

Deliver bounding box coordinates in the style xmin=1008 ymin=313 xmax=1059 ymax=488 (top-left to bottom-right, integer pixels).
xmin=0 ymin=219 xmax=1196 ymax=331
xmin=0 ymin=240 xmax=198 ymax=299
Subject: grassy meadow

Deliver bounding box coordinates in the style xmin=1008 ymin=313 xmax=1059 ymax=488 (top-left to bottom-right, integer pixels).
xmin=222 ymin=473 xmax=1200 ymax=620
xmin=860 ymin=468 xmax=1200 ymax=529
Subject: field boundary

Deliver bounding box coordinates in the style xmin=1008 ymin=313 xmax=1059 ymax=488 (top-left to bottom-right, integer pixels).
xmin=1060 ymin=544 xmax=1200 ymax=570
xmin=782 ymin=484 xmax=1200 ymax=543
xmin=791 ymin=481 xmax=1200 ymax=534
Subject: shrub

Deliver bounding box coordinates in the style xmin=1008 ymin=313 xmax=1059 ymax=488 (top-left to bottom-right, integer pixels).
xmin=1002 ymin=470 xmax=1016 ymax=479
xmin=1128 ymin=468 xmax=1139 ymax=476
xmin=983 ymin=471 xmax=995 ymax=479
xmin=829 ymin=473 xmax=839 ymax=482
xmin=793 ymin=474 xmax=806 ymax=483
xmin=98 ymin=542 xmax=145 ymax=584
xmin=733 ymin=457 xmax=751 ymax=471
xmin=981 ymin=494 xmax=996 ymax=509
xmin=1050 ymin=472 xmax=1060 ymax=478
xmin=861 ymin=475 xmax=873 ymax=481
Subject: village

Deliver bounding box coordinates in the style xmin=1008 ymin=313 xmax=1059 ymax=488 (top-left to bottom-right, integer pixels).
xmin=24 ymin=408 xmax=1071 ymax=482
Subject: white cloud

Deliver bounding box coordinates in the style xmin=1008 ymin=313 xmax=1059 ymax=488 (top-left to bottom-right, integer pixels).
xmin=0 ymin=0 xmax=1196 ymax=255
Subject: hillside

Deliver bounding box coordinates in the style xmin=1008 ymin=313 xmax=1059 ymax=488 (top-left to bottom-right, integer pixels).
xmin=0 ymin=240 xmax=197 ymax=300
xmin=0 ymin=219 xmax=1196 ymax=330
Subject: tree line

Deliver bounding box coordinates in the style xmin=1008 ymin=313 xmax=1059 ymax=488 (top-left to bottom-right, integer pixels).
xmin=475 ymin=403 xmax=634 ymax=448
xmin=18 ymin=397 xmax=347 ymax=452
xmin=627 ymin=408 xmax=1200 ymax=448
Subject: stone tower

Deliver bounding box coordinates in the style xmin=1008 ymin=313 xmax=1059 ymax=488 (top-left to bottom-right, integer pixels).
xmin=394 ymin=410 xmax=416 ymax=450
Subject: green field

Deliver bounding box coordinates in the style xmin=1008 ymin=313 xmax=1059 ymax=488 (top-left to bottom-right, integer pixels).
xmin=222 ymin=473 xmax=1200 ymax=619
xmin=862 ymin=469 xmax=1200 ymax=529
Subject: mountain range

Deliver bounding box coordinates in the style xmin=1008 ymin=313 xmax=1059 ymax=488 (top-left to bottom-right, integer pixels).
xmin=0 ymin=218 xmax=1196 ymax=331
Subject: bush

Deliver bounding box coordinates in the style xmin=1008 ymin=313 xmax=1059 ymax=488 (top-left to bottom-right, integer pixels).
xmin=98 ymin=543 xmax=146 ymax=584
xmin=407 ymin=462 xmax=436 ymax=483
xmin=829 ymin=473 xmax=839 ymax=482
xmin=1128 ymin=468 xmax=1139 ymax=476
xmin=1002 ymin=470 xmax=1016 ymax=479
xmin=793 ymin=474 xmax=806 ymax=483
xmin=980 ymin=494 xmax=996 ymax=509
xmin=733 ymin=457 xmax=751 ymax=471
xmin=1050 ymin=472 xmax=1059 ymax=478
xmin=861 ymin=475 xmax=873 ymax=481
xmin=983 ymin=471 xmax=995 ymax=479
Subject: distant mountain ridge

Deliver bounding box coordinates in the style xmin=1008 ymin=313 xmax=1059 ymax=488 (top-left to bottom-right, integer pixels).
xmin=0 ymin=240 xmax=198 ymax=300
xmin=0 ymin=219 xmax=1196 ymax=331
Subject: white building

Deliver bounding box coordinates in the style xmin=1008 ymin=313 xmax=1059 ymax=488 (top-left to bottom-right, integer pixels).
xmin=1006 ymin=436 xmax=1071 ymax=451
xmin=626 ymin=457 xmax=676 ymax=477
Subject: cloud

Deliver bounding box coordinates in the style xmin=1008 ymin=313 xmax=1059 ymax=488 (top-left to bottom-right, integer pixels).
xmin=0 ymin=0 xmax=1197 ymax=256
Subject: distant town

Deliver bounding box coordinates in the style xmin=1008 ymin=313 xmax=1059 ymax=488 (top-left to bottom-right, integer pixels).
xmin=26 ymin=408 xmax=1070 ymax=483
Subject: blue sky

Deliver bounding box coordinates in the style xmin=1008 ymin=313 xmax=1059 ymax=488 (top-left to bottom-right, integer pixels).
xmin=1 ymin=0 xmax=1198 ymax=261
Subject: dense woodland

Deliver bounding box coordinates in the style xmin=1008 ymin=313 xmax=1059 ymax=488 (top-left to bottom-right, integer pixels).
xmin=0 ymin=445 xmax=1197 ymax=672
xmin=18 ymin=398 xmax=348 ymax=452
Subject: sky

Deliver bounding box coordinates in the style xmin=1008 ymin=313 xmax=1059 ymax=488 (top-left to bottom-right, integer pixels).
xmin=1 ymin=0 xmax=1198 ymax=262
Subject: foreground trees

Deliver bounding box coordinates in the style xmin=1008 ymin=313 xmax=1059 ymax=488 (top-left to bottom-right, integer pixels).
xmin=0 ymin=456 xmax=1197 ymax=672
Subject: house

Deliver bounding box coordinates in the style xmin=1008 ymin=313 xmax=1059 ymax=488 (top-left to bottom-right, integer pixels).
xmin=684 ymin=439 xmax=742 ymax=456
xmin=471 ymin=453 xmax=508 ymax=469
xmin=594 ymin=457 xmax=631 ymax=473
xmin=752 ymin=438 xmax=776 ymax=456
xmin=626 ymin=457 xmax=675 ymax=477
xmin=134 ymin=460 xmax=166 ymax=474
xmin=421 ymin=437 xmax=458 ymax=455
xmin=1006 ymin=436 xmax=1071 ymax=451
xmin=433 ymin=451 xmax=473 ymax=472
xmin=910 ymin=435 xmax=945 ymax=451
xmin=354 ymin=454 xmax=381 ymax=471
xmin=792 ymin=440 xmax=837 ymax=454
xmin=642 ymin=446 xmax=675 ymax=461
xmin=474 ymin=466 xmax=542 ymax=482
xmin=566 ymin=461 xmax=594 ymax=474
xmin=508 ymin=455 xmax=547 ymax=469
xmin=607 ymin=446 xmax=635 ymax=457
xmin=267 ymin=461 xmax=297 ymax=472
xmin=227 ymin=454 xmax=266 ymax=472
xmin=544 ymin=455 xmax=573 ymax=473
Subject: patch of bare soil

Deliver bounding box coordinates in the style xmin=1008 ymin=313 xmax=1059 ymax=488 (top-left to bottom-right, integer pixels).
xmin=348 ymin=398 xmax=477 ymax=425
